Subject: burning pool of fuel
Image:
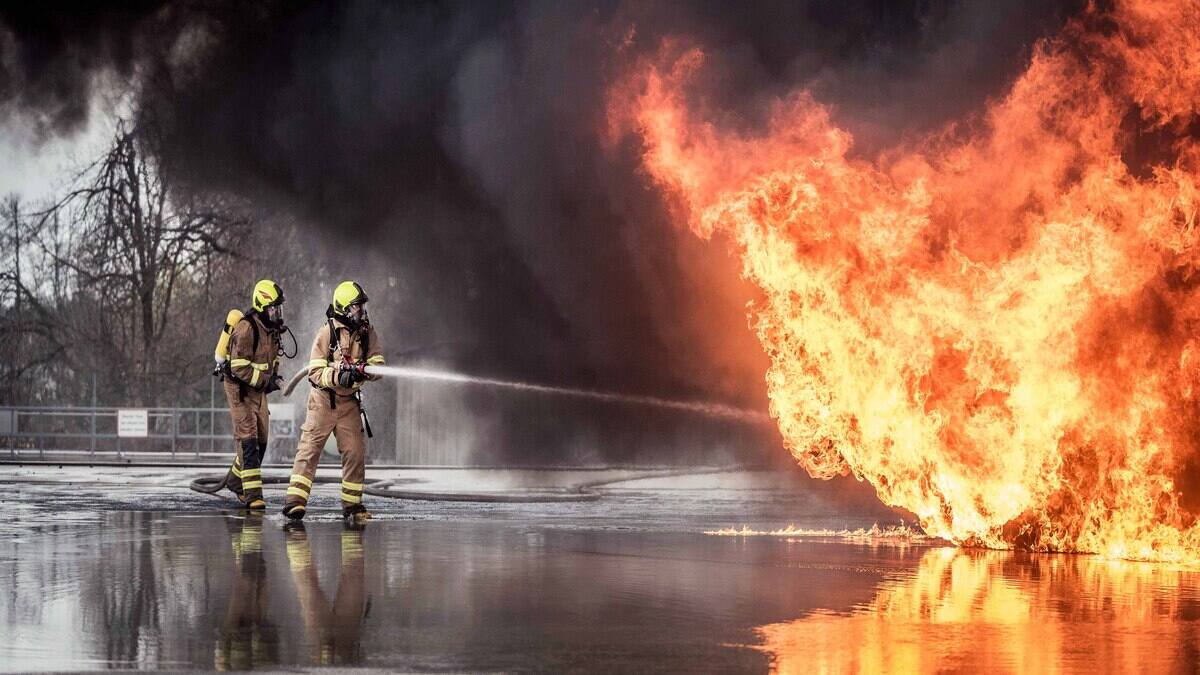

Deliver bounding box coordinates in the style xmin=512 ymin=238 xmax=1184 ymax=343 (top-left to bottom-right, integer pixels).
xmin=363 ymin=364 xmax=769 ymax=422
xmin=609 ymin=0 xmax=1200 ymax=562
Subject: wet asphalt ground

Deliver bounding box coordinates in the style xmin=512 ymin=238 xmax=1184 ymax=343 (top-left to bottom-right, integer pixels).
xmin=1 ymin=465 xmax=1198 ymax=673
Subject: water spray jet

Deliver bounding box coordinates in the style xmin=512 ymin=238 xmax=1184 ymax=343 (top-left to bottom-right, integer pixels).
xmin=364 ymin=365 xmax=767 ymax=421
xmin=282 ymin=363 xmax=768 ymax=422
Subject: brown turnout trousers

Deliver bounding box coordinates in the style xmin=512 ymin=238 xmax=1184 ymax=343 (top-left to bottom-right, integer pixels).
xmin=224 ymin=313 xmax=281 ymax=502
xmin=287 ymin=391 xmax=367 ymax=509
xmin=223 ymin=384 xmax=268 ymax=498
xmin=284 ymin=317 xmax=383 ymax=513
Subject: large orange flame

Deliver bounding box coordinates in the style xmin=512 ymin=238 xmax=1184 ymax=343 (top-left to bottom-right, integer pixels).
xmin=611 ymin=0 xmax=1200 ymax=561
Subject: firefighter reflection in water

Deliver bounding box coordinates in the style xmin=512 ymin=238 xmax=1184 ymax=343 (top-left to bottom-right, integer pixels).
xmin=284 ymin=523 xmax=369 ymax=666
xmin=214 ymin=515 xmax=278 ymax=670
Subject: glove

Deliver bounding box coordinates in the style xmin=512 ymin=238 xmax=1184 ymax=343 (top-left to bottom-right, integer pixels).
xmin=337 ymin=362 xmax=366 ymax=388
xmin=264 ymin=374 xmax=283 ymax=394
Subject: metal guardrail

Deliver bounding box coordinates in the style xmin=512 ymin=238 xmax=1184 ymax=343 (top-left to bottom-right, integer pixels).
xmin=4 ymin=379 xmax=773 ymax=466
xmin=0 ymin=405 xmax=298 ymax=461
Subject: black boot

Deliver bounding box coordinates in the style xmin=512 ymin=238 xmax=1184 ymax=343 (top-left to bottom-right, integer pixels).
xmin=342 ymin=503 xmax=371 ymax=527
xmin=282 ymin=502 xmax=307 ymax=520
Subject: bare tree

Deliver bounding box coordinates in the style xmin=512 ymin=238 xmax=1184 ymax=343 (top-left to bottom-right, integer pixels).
xmin=0 ymin=196 xmax=69 ymax=405
xmin=14 ymin=119 xmax=253 ymax=405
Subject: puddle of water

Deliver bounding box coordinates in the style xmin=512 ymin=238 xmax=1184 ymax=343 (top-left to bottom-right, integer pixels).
xmin=0 ymin=511 xmax=1197 ymax=672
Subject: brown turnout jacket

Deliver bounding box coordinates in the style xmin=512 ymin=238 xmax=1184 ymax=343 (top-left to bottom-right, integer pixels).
xmin=229 ymin=312 xmax=282 ymax=390
xmin=305 ymin=316 xmax=385 ymax=398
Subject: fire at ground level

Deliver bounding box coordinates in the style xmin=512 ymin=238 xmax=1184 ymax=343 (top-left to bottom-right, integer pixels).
xmin=1 ymin=465 xmax=1198 ymax=673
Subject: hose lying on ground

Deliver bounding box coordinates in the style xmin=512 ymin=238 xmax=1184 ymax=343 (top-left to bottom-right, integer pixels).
xmin=190 ymin=472 xmax=358 ymax=495
xmin=192 ymin=472 xmax=602 ymax=503
xmin=190 ymin=467 xmax=738 ymax=504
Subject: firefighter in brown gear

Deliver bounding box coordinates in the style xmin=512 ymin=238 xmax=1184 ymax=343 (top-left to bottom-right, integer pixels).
xmin=284 ymin=523 xmax=367 ymax=665
xmin=283 ymin=281 xmax=384 ymax=523
xmin=222 ymin=280 xmax=288 ymax=509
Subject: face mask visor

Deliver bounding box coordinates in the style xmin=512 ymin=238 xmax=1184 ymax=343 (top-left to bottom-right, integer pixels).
xmin=265 ymin=303 xmax=284 ymax=327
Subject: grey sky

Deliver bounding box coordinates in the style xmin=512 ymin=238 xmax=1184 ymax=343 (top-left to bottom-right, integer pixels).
xmin=1 ymin=96 xmax=119 ymax=204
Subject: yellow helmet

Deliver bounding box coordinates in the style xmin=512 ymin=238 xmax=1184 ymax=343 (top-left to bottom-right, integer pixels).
xmin=331 ymin=281 xmax=368 ymax=316
xmin=251 ymin=279 xmax=284 ymax=312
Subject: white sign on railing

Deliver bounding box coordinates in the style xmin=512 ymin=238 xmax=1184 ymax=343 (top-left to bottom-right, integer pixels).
xmin=117 ymin=409 xmax=149 ymax=438
xmin=268 ymin=403 xmax=296 ymax=421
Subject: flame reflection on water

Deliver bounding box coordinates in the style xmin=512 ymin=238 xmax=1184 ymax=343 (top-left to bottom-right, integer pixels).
xmin=754 ymin=547 xmax=1200 ymax=674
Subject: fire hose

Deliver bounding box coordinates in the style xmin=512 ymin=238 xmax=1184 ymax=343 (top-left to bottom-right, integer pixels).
xmin=189 ymin=467 xmax=739 ymax=503
xmin=281 ymin=342 xmax=460 ymax=397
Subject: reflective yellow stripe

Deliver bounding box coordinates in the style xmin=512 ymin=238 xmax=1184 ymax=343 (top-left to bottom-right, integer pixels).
xmin=242 ymin=468 xmax=261 ymax=477
xmin=340 ymin=491 xmax=362 ymax=504
xmin=230 ymin=465 xmax=243 ymax=478
xmin=290 ymin=474 xmax=312 ymax=488
xmin=367 ymin=355 xmax=385 ymax=364
xmin=308 ymin=359 xmax=328 ymax=369
xmin=287 ymin=486 xmax=311 ymax=499
xmin=249 ymin=369 xmax=260 ymax=387
xmin=251 ymin=362 xmax=269 ymax=370
xmin=320 ymin=368 xmax=334 ymax=388
xmin=241 ymin=480 xmax=263 ymax=489
xmin=342 ymin=480 xmax=363 ymax=491
xmin=230 ymin=358 xmax=252 ymax=367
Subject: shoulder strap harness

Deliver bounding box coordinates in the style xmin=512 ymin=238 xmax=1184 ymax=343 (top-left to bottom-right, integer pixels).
xmin=324 ymin=318 xmax=369 ymax=411
xmin=220 ymin=310 xmax=262 ymax=402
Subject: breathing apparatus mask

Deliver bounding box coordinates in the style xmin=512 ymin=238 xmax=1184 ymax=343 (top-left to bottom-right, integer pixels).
xmin=346 ymin=302 xmax=369 ymax=330
xmin=263 ymin=303 xmax=285 ymax=329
